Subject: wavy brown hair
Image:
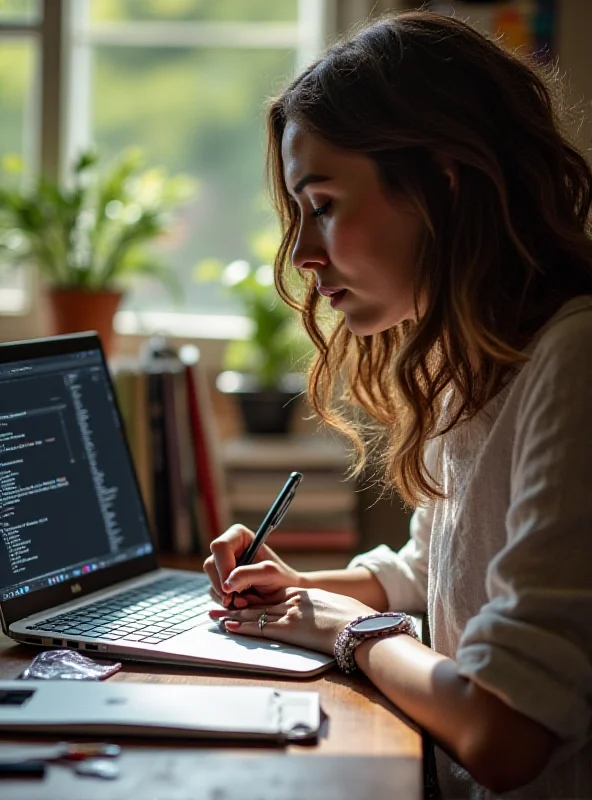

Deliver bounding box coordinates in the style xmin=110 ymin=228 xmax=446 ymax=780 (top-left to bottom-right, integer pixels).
xmin=266 ymin=11 xmax=592 ymax=506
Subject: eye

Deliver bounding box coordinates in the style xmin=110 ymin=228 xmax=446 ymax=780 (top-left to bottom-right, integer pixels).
xmin=311 ymin=200 xmax=331 ymax=218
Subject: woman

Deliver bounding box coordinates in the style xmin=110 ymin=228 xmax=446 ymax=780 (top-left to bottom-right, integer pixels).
xmin=205 ymin=11 xmax=592 ymax=798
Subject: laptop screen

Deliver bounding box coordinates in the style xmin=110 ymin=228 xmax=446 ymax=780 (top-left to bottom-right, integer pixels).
xmin=0 ymin=347 xmax=153 ymax=602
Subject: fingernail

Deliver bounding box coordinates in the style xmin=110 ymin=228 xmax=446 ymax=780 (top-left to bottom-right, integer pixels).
xmin=224 ymin=620 xmax=240 ymax=630
xmin=222 ymin=595 xmax=231 ymax=607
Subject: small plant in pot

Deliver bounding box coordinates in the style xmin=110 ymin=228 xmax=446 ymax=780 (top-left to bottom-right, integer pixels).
xmin=0 ymin=149 xmax=194 ymax=355
xmin=197 ymin=257 xmax=311 ymax=435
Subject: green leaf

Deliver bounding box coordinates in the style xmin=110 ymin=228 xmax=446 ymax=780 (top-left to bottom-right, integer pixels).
xmin=193 ymin=258 xmax=224 ymax=282
xmin=1 ymin=153 xmax=23 ymax=175
xmin=0 ymin=146 xmax=194 ymax=296
xmin=73 ymin=148 xmax=99 ymax=173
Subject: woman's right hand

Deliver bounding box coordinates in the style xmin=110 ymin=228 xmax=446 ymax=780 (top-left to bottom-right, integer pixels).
xmin=203 ymin=524 xmax=302 ymax=609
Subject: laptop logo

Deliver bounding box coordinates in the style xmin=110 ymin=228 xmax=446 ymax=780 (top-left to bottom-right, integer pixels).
xmin=70 ymin=583 xmax=82 ymax=594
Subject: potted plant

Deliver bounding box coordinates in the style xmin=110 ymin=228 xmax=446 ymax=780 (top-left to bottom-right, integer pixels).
xmin=196 ymin=256 xmax=311 ymax=435
xmin=0 ymin=149 xmax=194 ymax=355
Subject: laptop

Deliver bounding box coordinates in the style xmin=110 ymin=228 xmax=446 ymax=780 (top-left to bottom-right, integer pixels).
xmin=0 ymin=332 xmax=333 ymax=677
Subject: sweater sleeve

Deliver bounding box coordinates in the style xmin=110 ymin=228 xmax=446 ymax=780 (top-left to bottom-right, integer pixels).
xmin=347 ymin=439 xmax=440 ymax=612
xmin=456 ymin=307 xmax=592 ymax=757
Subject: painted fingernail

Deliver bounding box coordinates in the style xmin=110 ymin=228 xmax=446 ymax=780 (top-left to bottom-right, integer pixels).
xmin=224 ymin=620 xmax=240 ymax=630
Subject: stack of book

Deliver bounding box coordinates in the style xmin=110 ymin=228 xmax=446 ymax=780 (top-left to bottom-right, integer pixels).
xmin=111 ymin=341 xmax=229 ymax=556
xmin=223 ymin=434 xmax=359 ymax=551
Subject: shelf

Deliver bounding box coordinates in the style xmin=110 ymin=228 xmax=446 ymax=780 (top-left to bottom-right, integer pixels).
xmin=159 ymin=551 xmax=353 ymax=573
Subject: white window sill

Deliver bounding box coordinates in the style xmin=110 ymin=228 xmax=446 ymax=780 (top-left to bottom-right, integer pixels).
xmin=114 ymin=310 xmax=253 ymax=341
xmin=0 ymin=289 xmax=29 ymax=314
xmin=0 ymin=288 xmax=252 ymax=348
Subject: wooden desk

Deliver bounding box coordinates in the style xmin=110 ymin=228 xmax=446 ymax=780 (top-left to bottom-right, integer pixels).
xmin=0 ymin=631 xmax=422 ymax=799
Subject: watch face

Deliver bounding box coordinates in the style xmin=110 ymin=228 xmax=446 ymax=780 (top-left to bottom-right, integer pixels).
xmin=352 ymin=614 xmax=406 ymax=634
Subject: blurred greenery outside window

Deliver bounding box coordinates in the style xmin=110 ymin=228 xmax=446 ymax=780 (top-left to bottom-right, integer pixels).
xmin=0 ymin=0 xmax=39 ymax=311
xmin=0 ymin=0 xmax=327 ymax=336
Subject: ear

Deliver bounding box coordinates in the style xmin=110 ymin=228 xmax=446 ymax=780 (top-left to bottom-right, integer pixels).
xmin=433 ymin=153 xmax=458 ymax=196
xmin=442 ymin=159 xmax=458 ymax=199
xmin=443 ymin=164 xmax=457 ymax=194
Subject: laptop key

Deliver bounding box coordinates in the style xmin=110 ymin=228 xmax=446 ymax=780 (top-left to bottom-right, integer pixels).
xmin=166 ymin=618 xmax=206 ymax=632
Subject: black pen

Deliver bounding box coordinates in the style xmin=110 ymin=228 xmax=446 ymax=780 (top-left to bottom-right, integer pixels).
xmin=228 ymin=471 xmax=303 ymax=603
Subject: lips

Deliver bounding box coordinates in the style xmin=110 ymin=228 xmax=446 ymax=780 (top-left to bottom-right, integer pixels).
xmin=317 ymin=285 xmax=346 ymax=297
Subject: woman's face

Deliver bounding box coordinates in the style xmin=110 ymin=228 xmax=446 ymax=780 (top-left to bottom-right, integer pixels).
xmin=282 ymin=121 xmax=424 ymax=336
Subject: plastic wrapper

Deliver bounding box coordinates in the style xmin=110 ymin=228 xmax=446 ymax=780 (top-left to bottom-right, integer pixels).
xmin=20 ymin=649 xmax=122 ymax=681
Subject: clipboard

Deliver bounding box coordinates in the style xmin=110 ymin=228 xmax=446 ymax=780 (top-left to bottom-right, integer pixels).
xmin=0 ymin=681 xmax=322 ymax=743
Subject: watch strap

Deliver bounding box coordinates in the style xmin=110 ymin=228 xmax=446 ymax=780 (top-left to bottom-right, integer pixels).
xmin=334 ymin=612 xmax=418 ymax=675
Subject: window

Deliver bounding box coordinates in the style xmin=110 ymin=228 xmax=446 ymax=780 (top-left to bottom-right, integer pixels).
xmin=0 ymin=0 xmax=329 ymax=336
xmin=0 ymin=0 xmax=40 ymax=314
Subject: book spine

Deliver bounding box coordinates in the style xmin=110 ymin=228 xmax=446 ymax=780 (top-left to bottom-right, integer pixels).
xmin=186 ymin=364 xmax=229 ymax=543
xmin=147 ymin=371 xmax=172 ymax=552
xmin=171 ymin=367 xmax=204 ymax=555
xmin=131 ymin=371 xmax=154 ymax=533
xmin=162 ymin=370 xmax=192 ymax=555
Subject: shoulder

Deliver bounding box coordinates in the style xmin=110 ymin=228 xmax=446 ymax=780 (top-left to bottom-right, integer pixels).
xmin=528 ymin=295 xmax=592 ymax=366
xmin=513 ymin=296 xmax=592 ymax=429
xmin=520 ymin=296 xmax=592 ymax=394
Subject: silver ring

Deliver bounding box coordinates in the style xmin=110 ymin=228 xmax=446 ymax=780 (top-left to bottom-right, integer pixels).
xmin=218 ymin=617 xmax=229 ymax=633
xmin=258 ymin=610 xmax=268 ymax=633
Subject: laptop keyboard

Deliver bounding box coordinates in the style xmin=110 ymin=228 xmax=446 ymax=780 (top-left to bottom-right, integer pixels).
xmin=26 ymin=574 xmax=212 ymax=645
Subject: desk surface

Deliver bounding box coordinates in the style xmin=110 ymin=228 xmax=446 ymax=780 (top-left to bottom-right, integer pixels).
xmin=0 ymin=631 xmax=422 ymax=799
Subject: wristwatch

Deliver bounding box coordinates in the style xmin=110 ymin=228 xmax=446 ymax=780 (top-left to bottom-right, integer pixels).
xmin=334 ymin=612 xmax=418 ymax=674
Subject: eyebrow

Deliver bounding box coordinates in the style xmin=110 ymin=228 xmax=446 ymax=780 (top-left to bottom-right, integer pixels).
xmin=292 ymin=173 xmax=331 ymax=195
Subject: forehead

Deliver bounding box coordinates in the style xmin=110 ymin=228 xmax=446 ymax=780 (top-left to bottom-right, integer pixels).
xmin=281 ymin=121 xmax=337 ymax=185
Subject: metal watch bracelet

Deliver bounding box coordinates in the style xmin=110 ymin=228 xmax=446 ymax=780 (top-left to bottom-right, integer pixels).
xmin=334 ymin=612 xmax=419 ymax=675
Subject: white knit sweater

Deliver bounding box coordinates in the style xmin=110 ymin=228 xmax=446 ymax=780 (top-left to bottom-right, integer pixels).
xmin=349 ymin=296 xmax=592 ymax=799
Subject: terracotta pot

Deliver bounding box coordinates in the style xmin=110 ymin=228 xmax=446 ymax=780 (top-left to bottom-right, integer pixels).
xmin=46 ymin=287 xmax=123 ymax=357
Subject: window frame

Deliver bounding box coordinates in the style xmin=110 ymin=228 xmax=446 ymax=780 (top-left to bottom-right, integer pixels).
xmin=0 ymin=0 xmax=332 ymax=342
xmin=0 ymin=0 xmax=56 ymax=325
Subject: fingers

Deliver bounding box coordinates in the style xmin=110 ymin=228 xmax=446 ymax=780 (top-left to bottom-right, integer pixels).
xmin=203 ymin=557 xmax=231 ymax=607
xmin=208 ymin=585 xmax=227 ymax=607
xmin=204 ymin=525 xmax=255 ymax=605
xmin=209 ymin=604 xmax=287 ymax=637
xmin=223 ymin=560 xmax=288 ymax=595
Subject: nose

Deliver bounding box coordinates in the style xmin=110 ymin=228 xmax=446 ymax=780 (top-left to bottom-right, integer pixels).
xmin=291 ymin=222 xmax=328 ymax=271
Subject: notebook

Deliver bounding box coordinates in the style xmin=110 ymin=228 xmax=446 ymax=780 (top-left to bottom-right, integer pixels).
xmin=0 ymin=332 xmax=333 ymax=677
xmin=0 ymin=681 xmax=322 ymax=743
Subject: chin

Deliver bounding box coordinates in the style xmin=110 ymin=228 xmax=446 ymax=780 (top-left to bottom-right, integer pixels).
xmin=345 ymin=311 xmax=410 ymax=336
